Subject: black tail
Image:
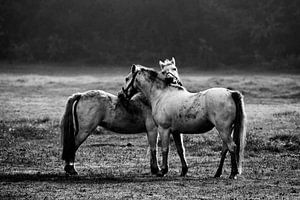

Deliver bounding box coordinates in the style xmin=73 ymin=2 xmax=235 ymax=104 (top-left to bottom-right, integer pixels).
xmin=61 ymin=93 xmax=81 ymax=162
xmin=231 ymin=91 xmax=247 ymax=174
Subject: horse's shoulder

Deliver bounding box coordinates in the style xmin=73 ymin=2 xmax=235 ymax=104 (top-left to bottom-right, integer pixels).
xmin=169 ymin=84 xmax=185 ymax=91
xmin=117 ymin=96 xmax=147 ymax=116
xmin=131 ymin=93 xmax=150 ymax=106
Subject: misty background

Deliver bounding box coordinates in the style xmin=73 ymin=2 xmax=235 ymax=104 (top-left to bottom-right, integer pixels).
xmin=1 ymin=0 xmax=300 ymax=71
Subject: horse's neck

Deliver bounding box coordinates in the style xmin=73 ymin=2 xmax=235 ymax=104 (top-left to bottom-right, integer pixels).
xmin=150 ymin=84 xmax=187 ymax=107
xmin=132 ymin=93 xmax=150 ymax=106
xmin=139 ymin=76 xmax=186 ymax=106
xmin=141 ymin=82 xmax=167 ymax=106
xmin=117 ymin=93 xmax=148 ymax=114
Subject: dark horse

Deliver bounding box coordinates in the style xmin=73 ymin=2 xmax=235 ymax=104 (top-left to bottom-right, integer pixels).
xmin=60 ymin=58 xmax=188 ymax=176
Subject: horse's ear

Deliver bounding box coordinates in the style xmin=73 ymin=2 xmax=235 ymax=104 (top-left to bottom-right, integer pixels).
xmin=159 ymin=60 xmax=164 ymax=69
xmin=171 ymin=57 xmax=176 ymax=65
xmin=131 ymin=64 xmax=136 ymax=73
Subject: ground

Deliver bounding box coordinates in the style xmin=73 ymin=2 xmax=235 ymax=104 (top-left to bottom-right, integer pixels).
xmin=0 ymin=64 xmax=299 ymax=199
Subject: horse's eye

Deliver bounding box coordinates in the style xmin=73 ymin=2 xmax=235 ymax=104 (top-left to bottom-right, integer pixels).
xmin=173 ymin=68 xmax=177 ymax=71
xmin=125 ymin=77 xmax=129 ymax=82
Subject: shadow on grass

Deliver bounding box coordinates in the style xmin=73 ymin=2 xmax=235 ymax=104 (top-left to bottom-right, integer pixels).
xmin=0 ymin=173 xmax=216 ymax=184
xmin=86 ymin=143 xmax=134 ymax=148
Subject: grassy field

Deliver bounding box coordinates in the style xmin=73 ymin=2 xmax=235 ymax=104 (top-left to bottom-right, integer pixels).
xmin=0 ymin=64 xmax=299 ymax=199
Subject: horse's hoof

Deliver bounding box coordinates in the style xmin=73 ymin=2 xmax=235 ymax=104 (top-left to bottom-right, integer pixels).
xmin=156 ymin=171 xmax=165 ymax=177
xmin=151 ymin=167 xmax=159 ymax=175
xmin=214 ymin=172 xmax=222 ymax=178
xmin=180 ymin=167 xmax=188 ymax=177
xmin=157 ymin=168 xmax=168 ymax=177
xmin=229 ymin=174 xmax=238 ymax=179
xmin=64 ymin=165 xmax=78 ymax=176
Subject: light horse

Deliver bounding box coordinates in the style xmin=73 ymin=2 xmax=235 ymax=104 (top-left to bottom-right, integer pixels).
xmin=122 ymin=65 xmax=247 ymax=179
xmin=159 ymin=57 xmax=182 ymax=86
xmin=60 ymin=58 xmax=184 ymax=175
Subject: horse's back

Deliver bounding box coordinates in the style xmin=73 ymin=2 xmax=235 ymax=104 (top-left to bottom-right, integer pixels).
xmin=153 ymin=87 xmax=237 ymax=133
xmin=152 ymin=90 xmax=210 ymax=132
xmin=75 ymin=90 xmax=149 ymax=133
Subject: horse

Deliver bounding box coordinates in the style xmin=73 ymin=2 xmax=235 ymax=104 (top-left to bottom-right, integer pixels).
xmin=159 ymin=57 xmax=182 ymax=86
xmin=122 ymin=65 xmax=247 ymax=179
xmin=60 ymin=58 xmax=185 ymax=176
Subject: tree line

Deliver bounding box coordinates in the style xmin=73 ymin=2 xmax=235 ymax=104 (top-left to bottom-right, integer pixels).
xmin=0 ymin=0 xmax=299 ymax=69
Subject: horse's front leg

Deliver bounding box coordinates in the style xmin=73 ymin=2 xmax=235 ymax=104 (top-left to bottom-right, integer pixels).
xmin=157 ymin=127 xmax=171 ymax=177
xmin=146 ymin=127 xmax=159 ymax=175
xmin=172 ymin=132 xmax=188 ymax=176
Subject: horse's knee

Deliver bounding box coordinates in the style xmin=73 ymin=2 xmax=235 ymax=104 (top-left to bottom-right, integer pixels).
xmin=150 ymin=149 xmax=157 ymax=156
xmin=161 ymin=147 xmax=169 ymax=154
xmin=149 ymin=150 xmax=158 ymax=164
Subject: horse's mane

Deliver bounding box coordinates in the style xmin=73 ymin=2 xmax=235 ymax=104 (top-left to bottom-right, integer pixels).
xmin=169 ymin=83 xmax=185 ymax=90
xmin=137 ymin=66 xmax=184 ymax=91
xmin=117 ymin=90 xmax=150 ymax=111
xmin=132 ymin=92 xmax=151 ymax=106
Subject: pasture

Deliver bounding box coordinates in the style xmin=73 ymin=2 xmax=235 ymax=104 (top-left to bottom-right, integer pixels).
xmin=0 ymin=64 xmax=299 ymax=199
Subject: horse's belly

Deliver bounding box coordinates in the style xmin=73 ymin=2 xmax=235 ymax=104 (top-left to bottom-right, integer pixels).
xmin=101 ymin=115 xmax=146 ymax=134
xmin=172 ymin=117 xmax=214 ymax=134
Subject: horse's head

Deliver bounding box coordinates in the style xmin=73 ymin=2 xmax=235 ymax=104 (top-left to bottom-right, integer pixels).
xmin=122 ymin=65 xmax=172 ymax=100
xmin=122 ymin=64 xmax=141 ymax=100
xmin=159 ymin=57 xmax=182 ymax=86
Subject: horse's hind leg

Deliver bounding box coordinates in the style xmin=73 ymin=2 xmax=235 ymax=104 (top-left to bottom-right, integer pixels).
xmin=214 ymin=142 xmax=228 ymax=178
xmin=65 ymin=128 xmax=93 ymax=175
xmin=172 ymin=133 xmax=188 ymax=176
xmin=216 ymin=126 xmax=238 ymax=179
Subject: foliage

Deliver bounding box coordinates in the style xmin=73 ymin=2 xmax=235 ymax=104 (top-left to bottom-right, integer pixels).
xmin=0 ymin=0 xmax=299 ymax=68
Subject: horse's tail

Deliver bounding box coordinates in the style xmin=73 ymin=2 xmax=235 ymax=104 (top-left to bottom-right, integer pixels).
xmin=61 ymin=93 xmax=81 ymax=162
xmin=231 ymin=91 xmax=247 ymax=174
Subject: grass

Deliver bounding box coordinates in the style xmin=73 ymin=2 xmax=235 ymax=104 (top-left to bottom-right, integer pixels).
xmin=0 ymin=66 xmax=299 ymax=154
xmin=0 ymin=117 xmax=57 ymax=140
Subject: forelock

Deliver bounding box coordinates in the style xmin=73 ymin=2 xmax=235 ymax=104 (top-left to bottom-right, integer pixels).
xmin=140 ymin=68 xmax=158 ymax=81
xmin=164 ymin=59 xmax=172 ymax=63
